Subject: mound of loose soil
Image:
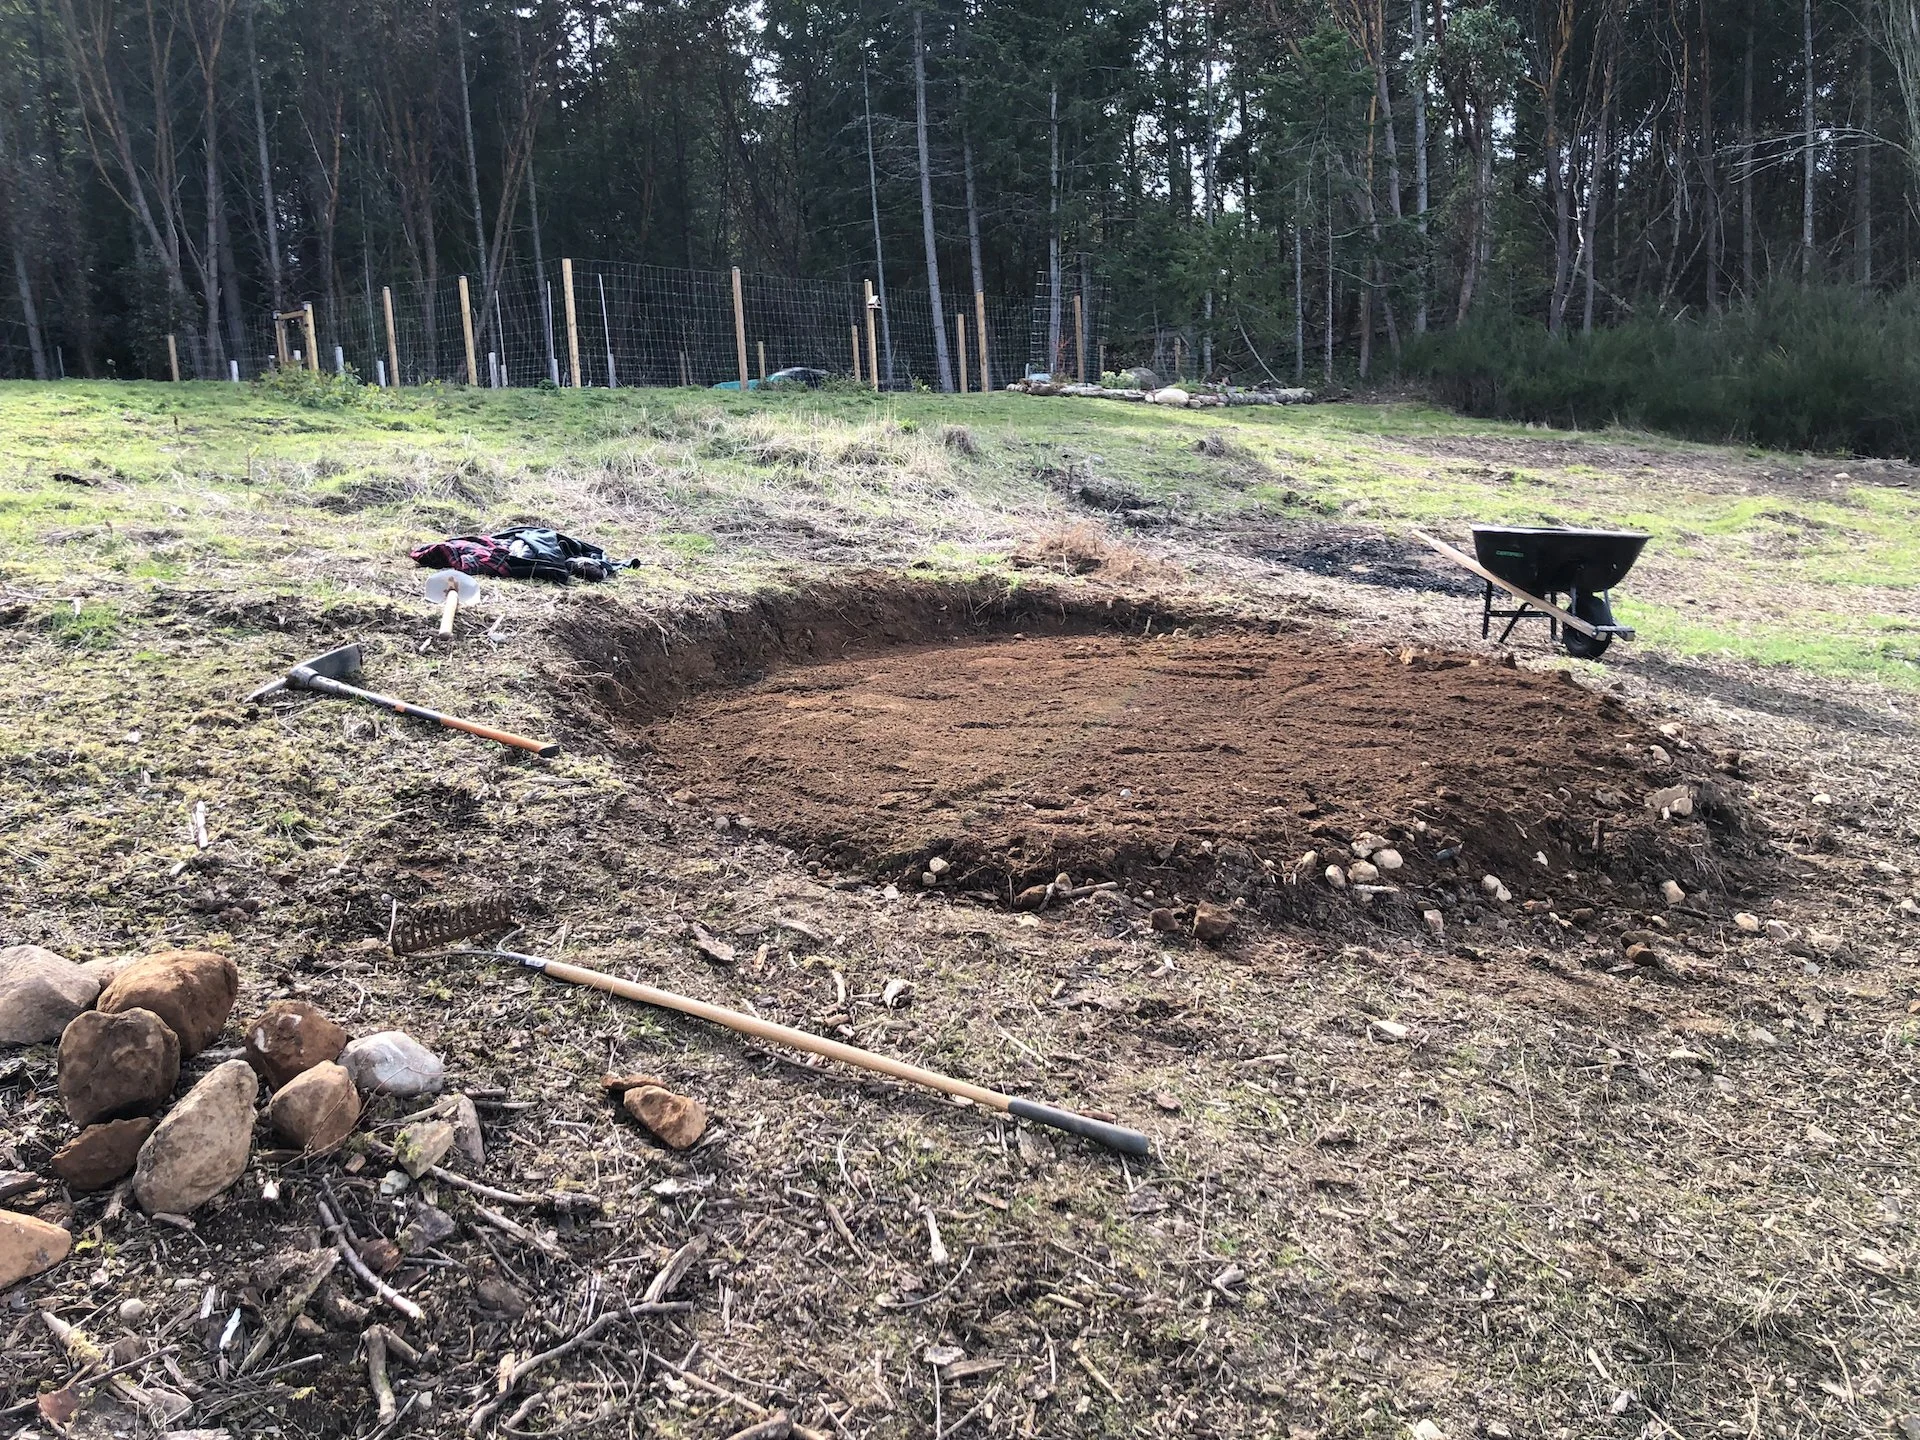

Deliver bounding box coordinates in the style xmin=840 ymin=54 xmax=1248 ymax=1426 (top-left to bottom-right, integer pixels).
xmin=643 ymin=631 xmax=1750 ymax=923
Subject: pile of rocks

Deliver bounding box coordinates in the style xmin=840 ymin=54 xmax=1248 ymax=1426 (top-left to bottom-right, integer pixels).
xmin=0 ymin=943 xmax=448 ymax=1293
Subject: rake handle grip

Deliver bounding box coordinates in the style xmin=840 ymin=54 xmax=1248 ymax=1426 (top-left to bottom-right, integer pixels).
xmin=300 ymin=672 xmax=560 ymax=757
xmin=524 ymin=956 xmax=1152 ymax=1156
xmin=438 ymin=590 xmax=459 ymax=637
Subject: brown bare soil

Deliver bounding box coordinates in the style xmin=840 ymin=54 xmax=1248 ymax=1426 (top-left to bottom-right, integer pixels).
xmin=643 ymin=631 xmax=1750 ymax=929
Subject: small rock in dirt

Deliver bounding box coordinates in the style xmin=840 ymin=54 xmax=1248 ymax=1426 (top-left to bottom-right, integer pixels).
xmin=1373 ymin=848 xmax=1403 ymax=871
xmin=623 ymin=1085 xmax=708 ymax=1149
xmin=1746 ymin=1025 xmax=1780 ymax=1048
xmin=1422 ymin=910 xmax=1444 ymax=936
xmin=1152 ymin=1091 xmax=1181 ymax=1113
xmin=470 ymin=1266 xmax=529 ymax=1319
xmin=59 ymin=1007 xmax=180 ymax=1127
xmin=340 ymin=1031 xmax=446 ymax=1097
xmin=1349 ymin=861 xmax=1380 ymax=885
xmin=883 ymin=978 xmax=913 ymax=1008
xmin=243 ymin=999 xmax=348 ymax=1088
xmin=1649 ymin=744 xmax=1671 ymax=765
xmin=50 ymin=1117 xmax=156 ymax=1191
xmin=1147 ymin=385 xmax=1190 ymax=406
xmin=265 ymin=1061 xmax=360 ymax=1154
xmin=1325 ymin=865 xmax=1348 ymax=890
xmin=395 ymin=1120 xmax=456 ymax=1178
xmin=1351 ymin=833 xmax=1386 ymax=858
xmin=118 ymin=1297 xmax=149 ymax=1326
xmin=1148 ymin=907 xmax=1179 ymax=933
xmin=600 ymin=1072 xmax=667 ymax=1096
xmin=447 ymin=1093 xmax=485 ymax=1166
xmin=0 ymin=1210 xmax=71 ymax=1289
xmin=1660 ymin=880 xmax=1686 ymax=906
xmin=1734 ymin=912 xmax=1762 ymax=934
xmin=97 ymin=950 xmax=238 ymax=1058
xmin=357 ymin=1235 xmax=402 ymax=1274
xmin=1645 ymin=784 xmax=1694 ymax=818
xmin=133 ymin=1059 xmax=257 ymax=1216
xmin=1012 ymin=885 xmax=1051 ymax=911
xmin=1193 ymin=902 xmax=1236 ymax=942
xmin=1054 ymin=872 xmax=1073 ymax=890
xmin=400 ymin=1204 xmax=457 ymax=1255
xmin=1808 ymin=931 xmax=1847 ymax=959
xmin=0 ymin=945 xmax=99 ymax=1045
xmin=921 ymin=871 xmax=939 ymax=888
xmin=928 ymin=856 xmax=950 ymax=876
xmin=1411 ymin=1421 xmax=1447 ymax=1440
xmin=1764 ymin=919 xmax=1792 ymax=942
xmin=1370 ymin=1019 xmax=1411 ymax=1042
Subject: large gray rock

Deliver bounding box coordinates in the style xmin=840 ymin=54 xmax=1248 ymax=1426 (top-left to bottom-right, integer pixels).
xmin=133 ymin=1059 xmax=257 ymax=1215
xmin=0 ymin=945 xmax=99 ymax=1045
xmin=58 ymin=1008 xmax=180 ymax=1126
xmin=340 ymin=1031 xmax=445 ymax=1098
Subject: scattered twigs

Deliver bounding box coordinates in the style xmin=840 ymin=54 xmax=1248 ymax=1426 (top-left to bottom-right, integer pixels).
xmin=465 ymin=1301 xmax=692 ymax=1432
xmin=642 ymin=1235 xmax=708 ymax=1305
xmin=317 ymin=1197 xmax=425 ymax=1324
xmin=645 ymin=1353 xmax=829 ymax=1440
xmin=360 ymin=1135 xmax=599 ymax=1214
xmin=240 ymin=1248 xmax=339 ymax=1372
xmin=722 ymin=1414 xmax=792 ymax=1440
xmin=41 ymin=1315 xmax=172 ymax=1419
xmin=472 ymin=1204 xmax=568 ymax=1261
xmin=365 ymin=1326 xmax=397 ymax=1425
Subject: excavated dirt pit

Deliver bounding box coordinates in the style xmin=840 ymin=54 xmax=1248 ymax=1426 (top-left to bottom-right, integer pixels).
xmin=637 ymin=625 xmax=1752 ymax=928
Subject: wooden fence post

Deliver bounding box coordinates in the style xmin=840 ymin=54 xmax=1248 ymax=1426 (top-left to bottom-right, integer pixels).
xmin=850 ymin=325 xmax=862 ymax=385
xmin=863 ymin=280 xmax=879 ymax=391
xmin=954 ymin=313 xmax=967 ymax=396
xmin=757 ymin=339 xmax=766 ymax=383
xmin=974 ymin=290 xmax=990 ymax=393
xmin=679 ymin=350 xmax=690 ymax=388
xmin=382 ymin=286 xmax=400 ymax=388
xmin=730 ymin=266 xmax=750 ymax=391
xmin=458 ymin=275 xmax=479 ymax=386
xmin=301 ymin=303 xmax=319 ymax=373
xmin=167 ymin=334 xmax=180 ymax=382
xmin=273 ymin=316 xmax=290 ymax=370
xmin=561 ymin=259 xmax=581 ymax=387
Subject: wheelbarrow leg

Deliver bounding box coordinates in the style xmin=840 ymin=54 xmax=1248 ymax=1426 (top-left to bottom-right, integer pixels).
xmin=1481 ymin=580 xmax=1494 ymax=640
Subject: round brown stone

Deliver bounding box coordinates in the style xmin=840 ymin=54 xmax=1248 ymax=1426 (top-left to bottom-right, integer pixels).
xmin=622 ymin=1085 xmax=707 ymax=1150
xmin=98 ymin=950 xmax=239 ymax=1059
xmin=50 ymin=1118 xmax=156 ymax=1191
xmin=58 ymin=1008 xmax=180 ymax=1127
xmin=243 ymin=999 xmax=348 ymax=1088
xmin=265 ymin=1061 xmax=360 ymax=1155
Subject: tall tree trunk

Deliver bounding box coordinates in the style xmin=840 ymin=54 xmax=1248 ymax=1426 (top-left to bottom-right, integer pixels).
xmin=1324 ymin=161 xmax=1335 ymax=382
xmin=1583 ymin=19 xmax=1616 ymax=335
xmin=1201 ymin=4 xmax=1216 ymax=377
xmin=861 ymin=56 xmax=894 ymax=385
xmin=1804 ymin=0 xmax=1817 ymax=276
xmin=0 ymin=87 xmax=50 ymax=379
xmin=963 ymin=126 xmax=985 ymax=329
xmin=456 ymin=1 xmax=488 ymax=273
xmin=1857 ymin=0 xmax=1875 ymax=287
xmin=217 ymin=180 xmax=246 ymax=364
xmin=1293 ymin=182 xmax=1305 ymax=381
xmin=1048 ymin=80 xmax=1062 ymax=374
xmin=912 ymin=8 xmax=952 ymax=391
xmin=1700 ymin=0 xmax=1720 ymax=313
xmin=1742 ymin=10 xmax=1755 ymax=293
xmin=246 ymin=0 xmax=283 ymax=314
xmin=1412 ymin=0 xmax=1429 ymax=331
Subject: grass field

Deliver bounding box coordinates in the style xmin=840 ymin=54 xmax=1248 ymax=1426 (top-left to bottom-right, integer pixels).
xmin=3 ymin=379 xmax=1918 ymax=1440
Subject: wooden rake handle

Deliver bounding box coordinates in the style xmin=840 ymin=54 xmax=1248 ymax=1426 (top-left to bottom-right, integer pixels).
xmin=490 ymin=951 xmax=1151 ymax=1157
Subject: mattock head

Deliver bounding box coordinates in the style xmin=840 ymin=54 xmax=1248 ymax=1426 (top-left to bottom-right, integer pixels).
xmin=424 ymin=569 xmax=481 ymax=606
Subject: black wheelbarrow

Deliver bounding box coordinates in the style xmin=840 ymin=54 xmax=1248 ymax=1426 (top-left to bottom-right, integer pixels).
xmin=1412 ymin=525 xmax=1648 ymax=658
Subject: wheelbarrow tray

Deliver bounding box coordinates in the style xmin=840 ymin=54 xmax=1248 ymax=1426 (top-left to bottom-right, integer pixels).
xmin=1411 ymin=528 xmax=1638 ymax=644
xmin=1469 ymin=525 xmax=1649 ymax=597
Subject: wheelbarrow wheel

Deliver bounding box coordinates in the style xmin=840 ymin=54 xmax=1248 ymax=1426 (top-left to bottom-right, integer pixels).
xmin=1563 ymin=590 xmax=1614 ymax=659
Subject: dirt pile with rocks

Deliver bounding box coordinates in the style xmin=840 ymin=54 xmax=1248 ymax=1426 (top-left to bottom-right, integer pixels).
xmin=644 ymin=631 xmax=1760 ymax=930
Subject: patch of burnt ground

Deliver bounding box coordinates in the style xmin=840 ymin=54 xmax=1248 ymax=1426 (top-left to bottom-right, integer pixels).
xmin=560 ymin=579 xmax=1767 ymax=938
xmin=1243 ymin=524 xmax=1482 ymax=596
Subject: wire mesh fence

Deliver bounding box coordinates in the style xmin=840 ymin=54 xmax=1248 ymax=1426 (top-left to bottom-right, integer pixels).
xmin=9 ymin=256 xmax=1110 ymax=391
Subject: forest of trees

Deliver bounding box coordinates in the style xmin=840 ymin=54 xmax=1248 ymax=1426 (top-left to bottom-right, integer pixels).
xmin=5 ymin=0 xmax=1920 ymax=433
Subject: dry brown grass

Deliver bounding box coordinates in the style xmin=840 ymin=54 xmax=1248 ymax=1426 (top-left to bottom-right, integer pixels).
xmin=1010 ymin=520 xmax=1182 ymax=583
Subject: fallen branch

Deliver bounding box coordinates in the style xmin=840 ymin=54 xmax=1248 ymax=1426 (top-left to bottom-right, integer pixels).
xmin=240 ymin=1248 xmax=339 ymax=1372
xmin=365 ymin=1326 xmax=396 ymax=1425
xmin=642 ymin=1235 xmax=708 ymax=1304
xmin=471 ymin=1204 xmax=568 ymax=1261
xmin=722 ymin=1414 xmax=792 ymax=1440
xmin=316 ymin=1198 xmax=425 ymax=1324
xmin=361 ymin=1136 xmax=599 ymax=1214
xmin=646 ymin=1353 xmax=829 ymax=1440
xmin=465 ymin=1301 xmax=692 ymax=1433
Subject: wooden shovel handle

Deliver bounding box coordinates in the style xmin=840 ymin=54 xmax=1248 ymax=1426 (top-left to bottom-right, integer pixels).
xmin=431 ymin=712 xmax=561 ymax=757
xmin=438 ymin=590 xmax=459 ymax=636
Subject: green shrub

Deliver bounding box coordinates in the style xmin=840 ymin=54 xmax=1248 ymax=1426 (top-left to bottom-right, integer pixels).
xmin=1403 ymin=284 xmax=1920 ymax=457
